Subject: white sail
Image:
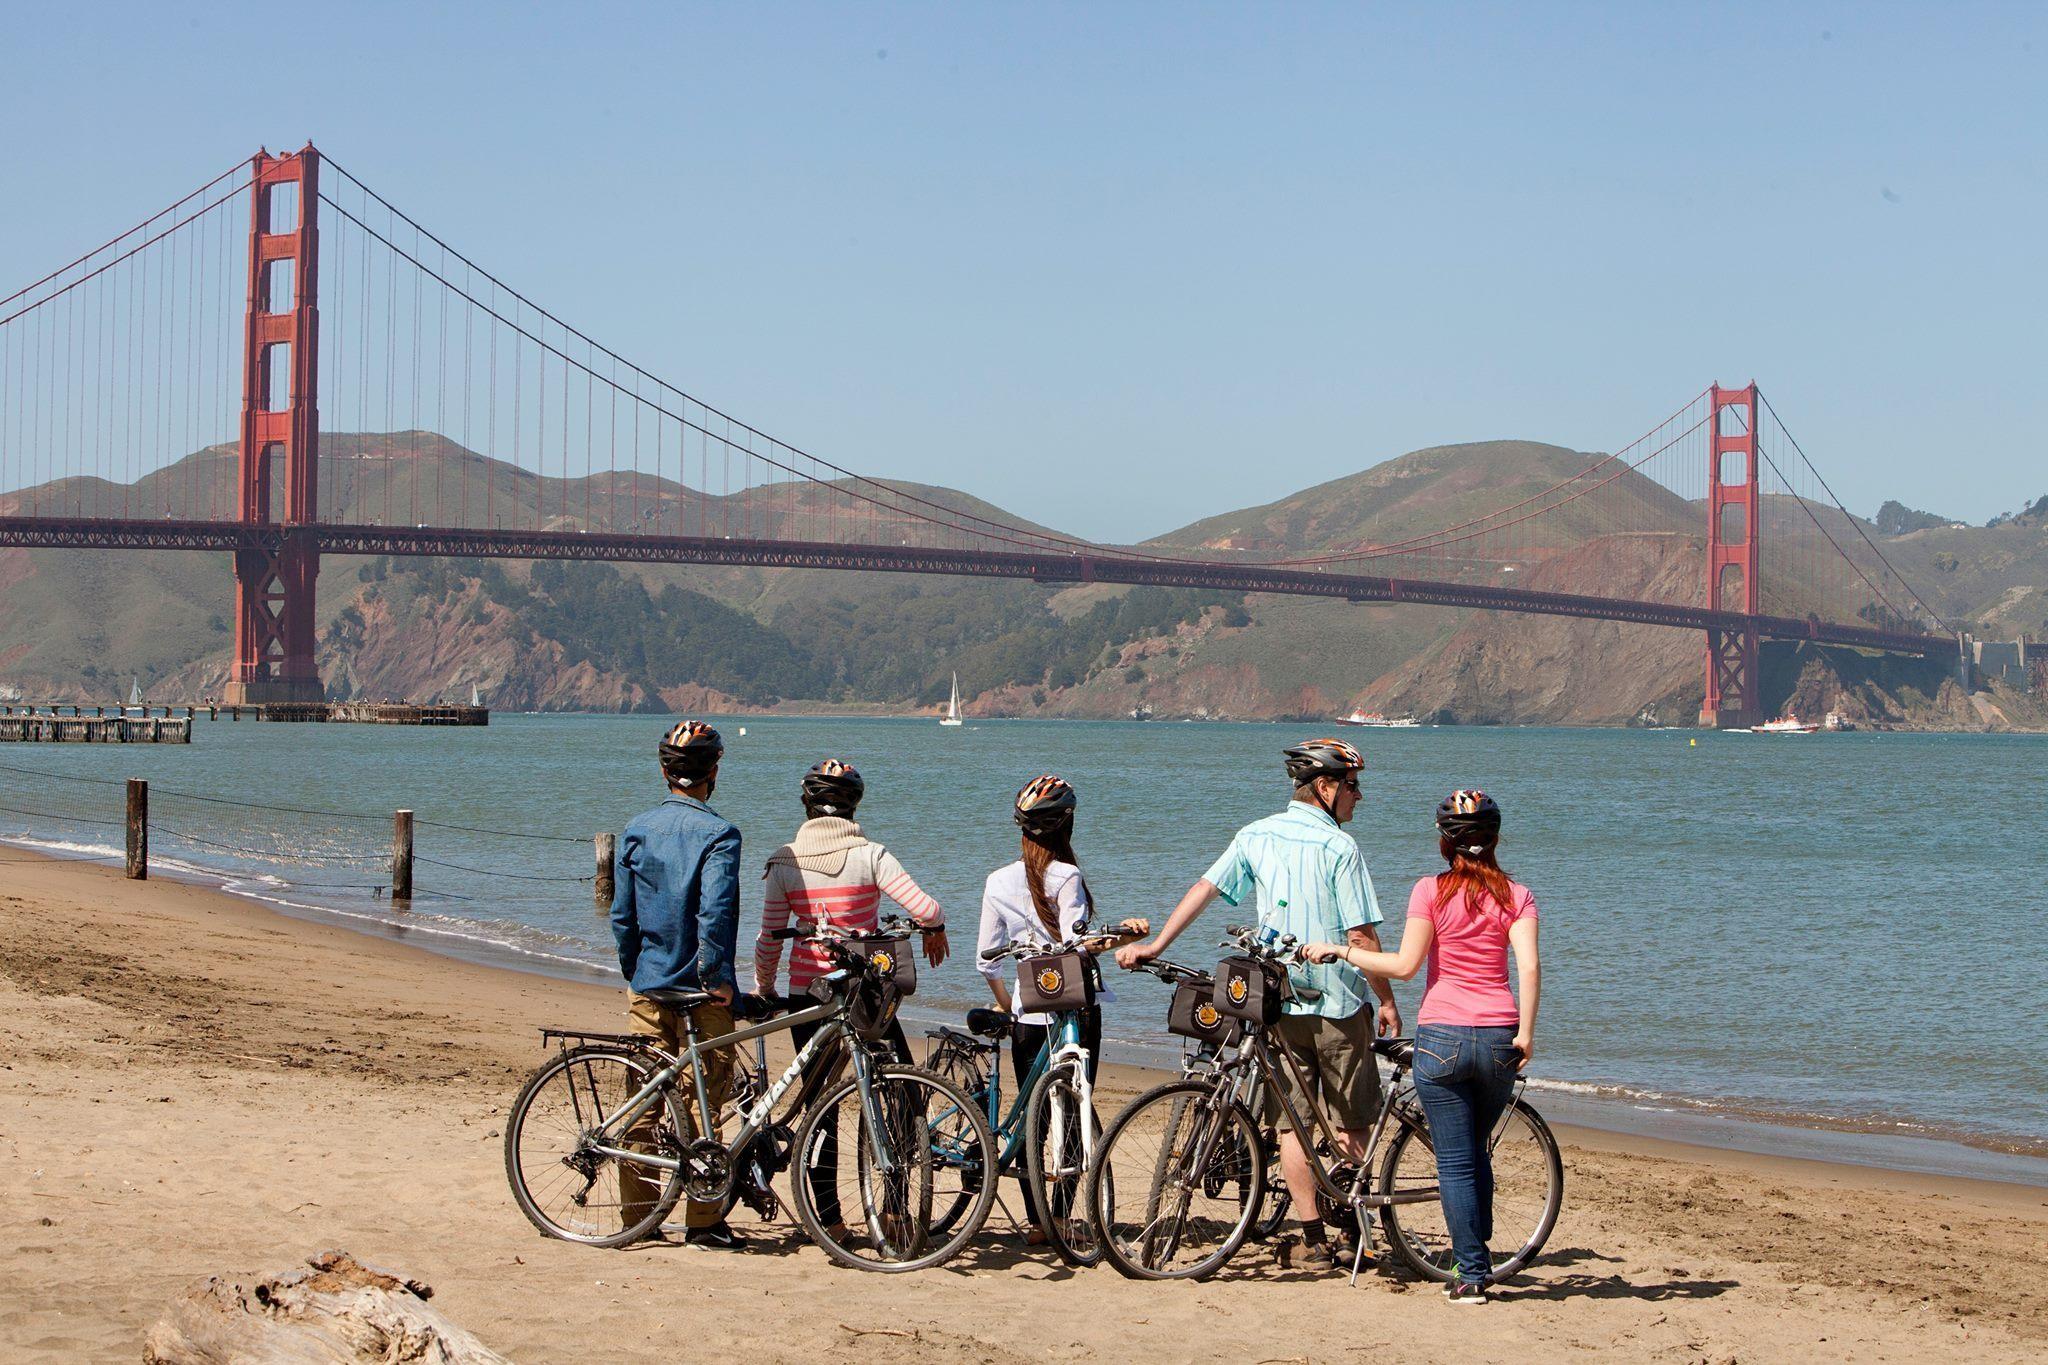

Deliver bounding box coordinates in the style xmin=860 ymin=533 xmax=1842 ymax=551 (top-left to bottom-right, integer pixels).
xmin=940 ymin=671 xmax=963 ymax=725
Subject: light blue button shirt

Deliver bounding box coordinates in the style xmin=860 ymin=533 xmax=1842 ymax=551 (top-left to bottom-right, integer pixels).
xmin=1201 ymin=802 xmax=1382 ymax=1019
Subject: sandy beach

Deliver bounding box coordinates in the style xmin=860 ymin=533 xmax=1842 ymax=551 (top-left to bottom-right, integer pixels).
xmin=1 ymin=850 xmax=2042 ymax=1363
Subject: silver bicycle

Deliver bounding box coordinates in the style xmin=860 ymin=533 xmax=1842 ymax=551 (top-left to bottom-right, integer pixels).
xmin=504 ymin=917 xmax=997 ymax=1272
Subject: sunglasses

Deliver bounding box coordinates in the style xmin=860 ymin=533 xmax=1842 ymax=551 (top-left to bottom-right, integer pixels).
xmin=1335 ymin=776 xmax=1360 ymax=794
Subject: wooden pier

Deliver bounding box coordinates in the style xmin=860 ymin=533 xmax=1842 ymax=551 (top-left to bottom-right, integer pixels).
xmin=0 ymin=713 xmax=190 ymax=743
xmin=0 ymin=702 xmax=487 ymax=728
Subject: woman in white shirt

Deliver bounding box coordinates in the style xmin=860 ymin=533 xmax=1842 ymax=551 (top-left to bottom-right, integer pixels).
xmin=976 ymin=775 xmax=1146 ymax=1088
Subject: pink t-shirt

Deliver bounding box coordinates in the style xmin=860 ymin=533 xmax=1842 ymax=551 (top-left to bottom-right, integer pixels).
xmin=1410 ymin=875 xmax=1537 ymax=1029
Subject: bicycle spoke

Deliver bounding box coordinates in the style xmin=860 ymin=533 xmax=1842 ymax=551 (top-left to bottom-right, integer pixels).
xmin=1095 ymin=1082 xmax=1259 ymax=1279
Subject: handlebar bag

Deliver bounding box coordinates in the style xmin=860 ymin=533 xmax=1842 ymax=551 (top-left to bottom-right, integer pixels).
xmin=1213 ymin=955 xmax=1288 ymax=1025
xmin=846 ymin=934 xmax=917 ymax=997
xmin=1166 ymin=979 xmax=1234 ymax=1044
xmin=1017 ymin=949 xmax=1094 ymax=1013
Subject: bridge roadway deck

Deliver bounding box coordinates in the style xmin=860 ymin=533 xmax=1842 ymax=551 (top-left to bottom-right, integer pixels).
xmin=0 ymin=515 xmax=1950 ymax=658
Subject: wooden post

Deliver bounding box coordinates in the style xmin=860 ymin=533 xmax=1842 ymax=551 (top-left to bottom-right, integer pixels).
xmin=125 ymin=778 xmax=148 ymax=880
xmin=595 ymin=833 xmax=616 ymax=913
xmin=392 ymin=809 xmax=414 ymax=902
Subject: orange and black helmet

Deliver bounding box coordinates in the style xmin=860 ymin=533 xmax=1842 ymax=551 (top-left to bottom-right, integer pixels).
xmin=657 ymin=719 xmax=724 ymax=783
xmin=1436 ymin=789 xmax=1501 ymax=852
xmin=1014 ymin=774 xmax=1078 ymax=837
xmin=1282 ymin=737 xmax=1364 ymax=784
xmin=801 ymin=758 xmax=864 ymax=816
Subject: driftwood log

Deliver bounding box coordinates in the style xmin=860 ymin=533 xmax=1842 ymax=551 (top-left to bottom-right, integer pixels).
xmin=143 ymin=1249 xmax=509 ymax=1364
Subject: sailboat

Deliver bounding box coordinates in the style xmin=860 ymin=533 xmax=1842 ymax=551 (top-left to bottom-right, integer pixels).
xmin=940 ymin=672 xmax=964 ymax=727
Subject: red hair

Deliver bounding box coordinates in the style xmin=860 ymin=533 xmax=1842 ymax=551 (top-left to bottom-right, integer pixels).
xmin=1431 ymin=833 xmax=1515 ymax=928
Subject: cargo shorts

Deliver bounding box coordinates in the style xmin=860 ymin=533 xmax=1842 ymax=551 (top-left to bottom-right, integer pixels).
xmin=1264 ymin=1004 xmax=1381 ymax=1131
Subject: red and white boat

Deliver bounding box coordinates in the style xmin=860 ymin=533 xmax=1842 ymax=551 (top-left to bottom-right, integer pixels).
xmin=1753 ymin=713 xmax=1817 ymax=734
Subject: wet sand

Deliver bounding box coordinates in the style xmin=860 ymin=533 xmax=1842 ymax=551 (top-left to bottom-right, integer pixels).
xmin=1 ymin=851 xmax=2042 ymax=1362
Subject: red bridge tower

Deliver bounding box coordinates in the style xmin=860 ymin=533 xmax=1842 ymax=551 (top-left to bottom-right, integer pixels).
xmin=1699 ymin=382 xmax=1762 ymax=727
xmin=225 ymin=146 xmax=324 ymax=704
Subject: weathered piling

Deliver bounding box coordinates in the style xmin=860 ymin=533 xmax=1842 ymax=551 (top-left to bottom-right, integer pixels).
xmin=126 ymin=778 xmax=148 ymax=880
xmin=392 ymin=810 xmax=414 ymax=902
xmin=595 ymin=833 xmax=617 ymax=912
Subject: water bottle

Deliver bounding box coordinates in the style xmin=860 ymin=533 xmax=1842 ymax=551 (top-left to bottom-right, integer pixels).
xmin=1258 ymin=923 xmax=1279 ymax=949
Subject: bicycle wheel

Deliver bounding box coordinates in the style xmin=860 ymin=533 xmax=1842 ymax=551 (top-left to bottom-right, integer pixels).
xmin=1092 ymin=1079 xmax=1262 ymax=1281
xmin=1250 ymin=1125 xmax=1293 ymax=1241
xmin=1023 ymin=1060 xmax=1105 ymax=1266
xmin=922 ymin=1043 xmax=993 ymax=1238
xmin=504 ymin=1046 xmax=689 ymax=1247
xmin=792 ymin=1063 xmax=997 ymax=1272
xmin=1379 ymin=1096 xmax=1564 ymax=1282
xmin=1233 ymin=1076 xmax=1291 ymax=1242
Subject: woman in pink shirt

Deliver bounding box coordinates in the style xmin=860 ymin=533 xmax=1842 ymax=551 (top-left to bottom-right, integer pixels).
xmin=1305 ymin=790 xmax=1540 ymax=1303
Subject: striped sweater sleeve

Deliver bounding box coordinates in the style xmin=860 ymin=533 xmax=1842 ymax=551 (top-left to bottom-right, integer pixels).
xmin=873 ymin=847 xmax=943 ymax=928
xmin=753 ymin=863 xmax=791 ymax=996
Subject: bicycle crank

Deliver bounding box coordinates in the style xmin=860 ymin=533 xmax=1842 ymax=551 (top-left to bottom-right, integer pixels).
xmin=682 ymin=1139 xmax=733 ymax=1204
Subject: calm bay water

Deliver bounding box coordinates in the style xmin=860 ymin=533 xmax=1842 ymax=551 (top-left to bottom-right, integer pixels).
xmin=5 ymin=716 xmax=2044 ymax=1171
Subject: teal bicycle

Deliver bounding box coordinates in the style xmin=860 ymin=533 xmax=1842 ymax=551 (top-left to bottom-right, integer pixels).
xmin=923 ymin=924 xmax=1140 ymax=1266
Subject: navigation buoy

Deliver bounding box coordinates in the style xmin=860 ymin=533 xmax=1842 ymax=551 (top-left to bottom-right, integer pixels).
xmin=738 ymin=726 xmax=748 ymax=737
xmin=1689 ymin=737 xmax=1697 ymax=747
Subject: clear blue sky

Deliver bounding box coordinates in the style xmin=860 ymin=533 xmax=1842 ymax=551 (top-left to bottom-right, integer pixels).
xmin=4 ymin=2 xmax=2042 ymax=540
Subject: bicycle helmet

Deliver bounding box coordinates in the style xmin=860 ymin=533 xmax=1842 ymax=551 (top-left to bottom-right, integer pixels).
xmin=1013 ymin=774 xmax=1078 ymax=837
xmin=1436 ymin=789 xmax=1501 ymax=854
xmin=656 ymin=719 xmax=724 ymax=785
xmin=1282 ymin=737 xmax=1364 ymax=784
xmin=801 ymin=758 xmax=864 ymax=817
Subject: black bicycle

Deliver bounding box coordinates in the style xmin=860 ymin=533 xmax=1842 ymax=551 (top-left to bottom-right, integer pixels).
xmin=1094 ymin=924 xmax=1563 ymax=1282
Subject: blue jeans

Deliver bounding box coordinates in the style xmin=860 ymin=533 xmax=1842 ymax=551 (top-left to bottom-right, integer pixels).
xmin=1411 ymin=1023 xmax=1520 ymax=1284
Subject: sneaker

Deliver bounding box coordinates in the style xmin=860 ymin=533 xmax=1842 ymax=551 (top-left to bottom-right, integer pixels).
xmin=685 ymin=1221 xmax=746 ymax=1250
xmin=1443 ymin=1278 xmax=1488 ymax=1304
xmin=1292 ymin=1239 xmax=1339 ymax=1273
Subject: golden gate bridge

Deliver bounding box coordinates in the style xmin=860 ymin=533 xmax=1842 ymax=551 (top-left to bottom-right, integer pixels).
xmin=0 ymin=146 xmax=1953 ymax=726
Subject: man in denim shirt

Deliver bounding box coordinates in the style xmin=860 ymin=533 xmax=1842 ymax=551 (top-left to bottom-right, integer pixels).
xmin=610 ymin=719 xmax=743 ymax=1247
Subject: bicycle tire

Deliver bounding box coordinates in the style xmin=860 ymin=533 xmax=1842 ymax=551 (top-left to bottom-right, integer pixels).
xmin=791 ymin=1063 xmax=998 ymax=1273
xmin=1022 ymin=1060 xmax=1105 ymax=1267
xmin=1092 ymin=1078 xmax=1263 ymax=1281
xmin=1379 ymin=1097 xmax=1564 ymax=1283
xmin=504 ymin=1046 xmax=689 ymax=1247
xmin=923 ymin=1042 xmax=993 ymax=1238
xmin=1234 ymin=1075 xmax=1291 ymax=1242
xmin=1251 ymin=1130 xmax=1293 ymax=1241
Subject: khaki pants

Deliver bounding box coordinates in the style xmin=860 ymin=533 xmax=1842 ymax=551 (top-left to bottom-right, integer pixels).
xmin=619 ymin=993 xmax=734 ymax=1230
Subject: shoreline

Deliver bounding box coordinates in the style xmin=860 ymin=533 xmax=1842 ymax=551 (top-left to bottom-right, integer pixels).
xmin=7 ymin=834 xmax=2045 ymax=1186
xmin=3 ymin=848 xmax=2042 ymax=1362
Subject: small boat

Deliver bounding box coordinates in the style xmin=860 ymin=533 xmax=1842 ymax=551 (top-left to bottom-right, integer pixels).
xmin=1339 ymin=709 xmax=1420 ymax=728
xmin=1754 ymin=713 xmax=1817 ymax=734
xmin=940 ymin=672 xmax=964 ymax=727
xmin=1823 ymin=711 xmax=1855 ymax=732
xmin=1129 ymin=703 xmax=1154 ymax=721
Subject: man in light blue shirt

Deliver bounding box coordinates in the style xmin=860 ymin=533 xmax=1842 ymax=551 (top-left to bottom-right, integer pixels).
xmin=1119 ymin=737 xmax=1399 ymax=1271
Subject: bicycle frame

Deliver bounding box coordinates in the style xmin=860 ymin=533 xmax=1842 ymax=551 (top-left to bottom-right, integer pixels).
xmin=580 ymin=994 xmax=906 ymax=1180
xmin=1225 ymin=1027 xmax=1439 ymax=1216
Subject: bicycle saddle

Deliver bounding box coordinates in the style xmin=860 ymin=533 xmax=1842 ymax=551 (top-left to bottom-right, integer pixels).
xmin=1371 ymin=1037 xmax=1414 ymax=1066
xmin=966 ymin=1007 xmax=1015 ymax=1039
xmin=642 ymin=987 xmax=719 ymax=1011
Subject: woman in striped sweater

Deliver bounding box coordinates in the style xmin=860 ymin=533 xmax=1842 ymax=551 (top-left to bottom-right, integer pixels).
xmin=750 ymin=759 xmax=947 ymax=1237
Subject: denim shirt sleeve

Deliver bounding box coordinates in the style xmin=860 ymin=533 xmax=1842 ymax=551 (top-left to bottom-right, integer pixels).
xmin=609 ymin=827 xmax=641 ymax=982
xmin=692 ymin=825 xmax=742 ymax=991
